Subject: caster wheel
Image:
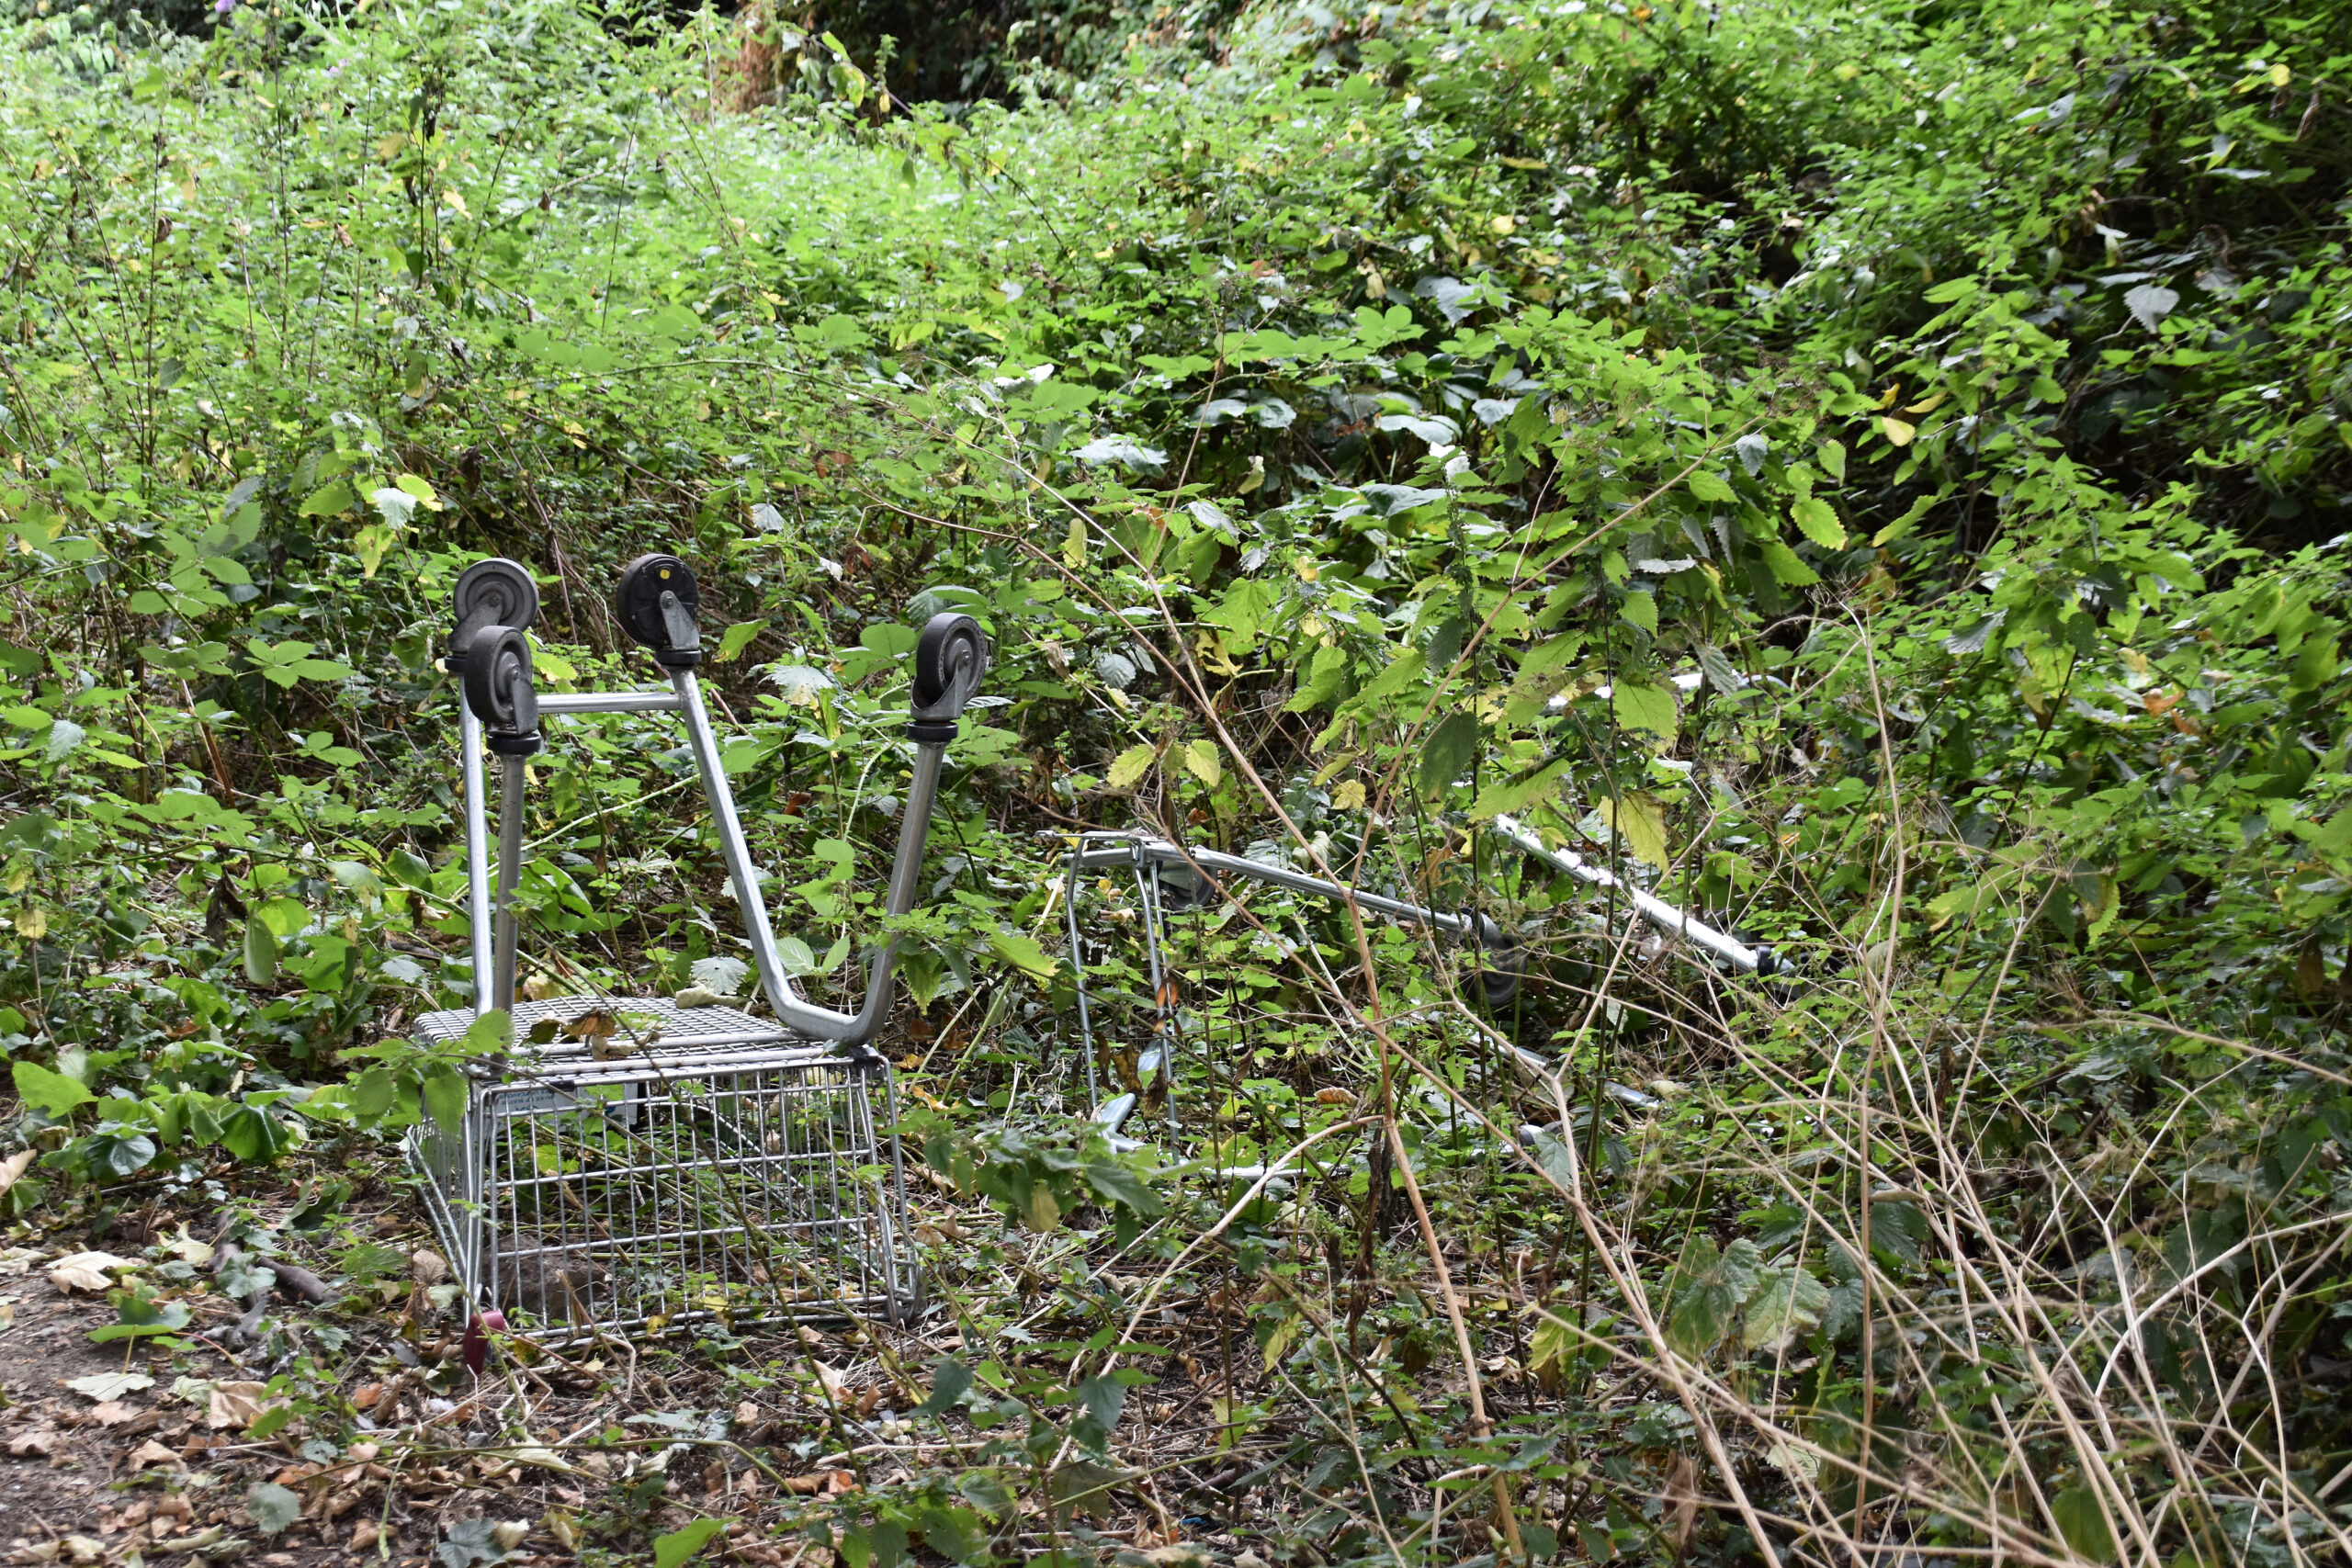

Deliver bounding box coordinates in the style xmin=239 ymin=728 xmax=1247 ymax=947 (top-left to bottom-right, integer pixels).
xmin=614 ymin=553 xmax=698 ymax=657
xmin=462 ymin=625 xmax=537 ymax=735
xmin=452 ymin=558 xmax=539 ymax=655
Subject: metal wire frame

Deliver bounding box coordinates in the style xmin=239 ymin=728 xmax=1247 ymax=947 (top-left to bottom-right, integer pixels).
xmin=404 ymin=995 xmax=917 ymax=1344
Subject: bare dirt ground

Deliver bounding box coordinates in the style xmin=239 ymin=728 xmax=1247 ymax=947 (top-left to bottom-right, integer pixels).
xmin=0 ymin=1167 xmax=1256 ymax=1568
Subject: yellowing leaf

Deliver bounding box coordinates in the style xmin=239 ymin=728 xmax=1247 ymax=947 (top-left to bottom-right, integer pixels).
xmin=1611 ymin=681 xmax=1678 ymax=741
xmin=1183 ymin=739 xmax=1222 ymax=786
xmin=989 ymin=930 xmax=1061 ymax=982
xmin=1792 ymin=497 xmax=1847 ymax=549
xmin=1331 ymin=778 xmax=1367 ymax=809
xmin=1106 ymin=744 xmax=1156 ymax=790
xmin=1597 ymin=792 xmax=1668 ymax=866
xmin=1468 ymin=760 xmax=1568 ymax=820
xmin=1062 ymin=517 xmax=1088 ymax=570
xmin=1880 ymin=416 xmax=1917 ymax=446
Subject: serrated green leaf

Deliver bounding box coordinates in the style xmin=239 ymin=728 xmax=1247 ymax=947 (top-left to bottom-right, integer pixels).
xmin=1283 ymin=643 xmax=1347 ymax=712
xmin=1611 ymin=681 xmax=1677 ymax=740
xmin=243 ymin=916 xmax=278 ymax=986
xmin=1756 ymin=540 xmax=1820 ymax=586
xmin=1792 ymin=496 xmax=1847 ymax=549
xmin=299 ymin=479 xmax=356 ymax=517
xmin=1742 ymin=1267 xmax=1831 ymax=1352
xmin=653 ymin=1518 xmax=726 ymax=1568
xmin=422 ymin=1066 xmax=469 ymax=1137
xmin=1182 ymin=739 xmax=1222 ymax=786
xmin=1106 ymin=743 xmax=1156 ymax=790
xmin=1597 ymin=792 xmax=1668 ymax=866
xmin=1417 ymin=710 xmax=1480 ymax=798
xmin=713 ymin=619 xmax=767 ymax=662
xmin=2051 ymin=1486 xmax=2117 ymax=1563
xmin=1687 ymin=468 xmax=1736 ymax=503
xmin=989 ymin=929 xmax=1059 ymax=982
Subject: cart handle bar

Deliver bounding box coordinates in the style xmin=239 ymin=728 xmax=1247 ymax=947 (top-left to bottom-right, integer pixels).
xmin=1070 ymin=834 xmax=1522 ymax=1007
xmin=462 ymin=614 xmax=989 ymax=1045
xmin=1487 ymin=814 xmax=1780 ymax=976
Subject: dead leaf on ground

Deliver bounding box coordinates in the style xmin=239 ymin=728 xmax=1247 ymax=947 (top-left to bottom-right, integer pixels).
xmin=127 ymin=1439 xmax=185 ymax=1472
xmin=781 ymin=1469 xmax=856 ymax=1495
xmin=0 ymin=1151 xmax=36 ymax=1199
xmin=47 ymin=1251 xmax=130 ymax=1293
xmin=88 ymin=1402 xmax=144 ymax=1427
xmin=5 ymin=1428 xmax=54 ymax=1458
xmin=206 ymin=1381 xmax=273 ymax=1430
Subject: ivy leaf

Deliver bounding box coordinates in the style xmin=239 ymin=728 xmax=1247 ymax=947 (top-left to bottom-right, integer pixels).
xmin=1666 ymin=1236 xmax=1765 ymax=1357
xmin=1073 ymin=1371 xmax=1126 ymax=1434
xmin=912 ymin=1357 xmax=974 ymax=1416
xmin=216 ymin=1102 xmax=299 ymax=1164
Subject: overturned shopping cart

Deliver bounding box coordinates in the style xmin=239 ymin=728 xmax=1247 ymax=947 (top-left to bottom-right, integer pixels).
xmin=406 ymin=555 xmax=988 ymax=1342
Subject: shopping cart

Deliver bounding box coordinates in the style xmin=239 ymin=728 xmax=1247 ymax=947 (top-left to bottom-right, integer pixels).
xmin=405 ymin=555 xmax=987 ymax=1343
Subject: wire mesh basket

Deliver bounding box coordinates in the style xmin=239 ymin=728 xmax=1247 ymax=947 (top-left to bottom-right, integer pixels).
xmin=405 ymin=995 xmax=916 ymax=1344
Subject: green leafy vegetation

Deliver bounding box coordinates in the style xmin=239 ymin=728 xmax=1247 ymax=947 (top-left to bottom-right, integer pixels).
xmin=1 ymin=0 xmax=2348 ymax=1563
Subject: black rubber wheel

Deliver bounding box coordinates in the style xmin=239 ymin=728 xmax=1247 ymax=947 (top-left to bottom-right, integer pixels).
xmin=1476 ymin=920 xmax=1524 ymax=1010
xmin=462 ymin=625 xmax=538 ymax=734
xmin=614 ymin=553 xmax=698 ymax=653
xmin=911 ymin=613 xmax=989 ymax=712
xmin=451 ymin=558 xmax=539 ymax=655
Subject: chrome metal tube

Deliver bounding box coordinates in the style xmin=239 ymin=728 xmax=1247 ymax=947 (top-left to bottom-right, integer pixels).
xmin=670 ymin=666 xmax=951 ymax=1044
xmin=491 ymin=751 xmax=528 ymax=1011
xmin=536 ymin=690 xmax=684 ymax=716
xmin=1072 ymin=838 xmax=1488 ymax=939
xmin=1489 ymin=813 xmax=1775 ymax=975
xmin=460 ymin=704 xmax=494 ymax=1013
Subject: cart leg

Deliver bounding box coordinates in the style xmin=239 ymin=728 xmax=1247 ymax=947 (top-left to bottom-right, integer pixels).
xmin=492 ymin=750 xmax=527 ymax=1013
